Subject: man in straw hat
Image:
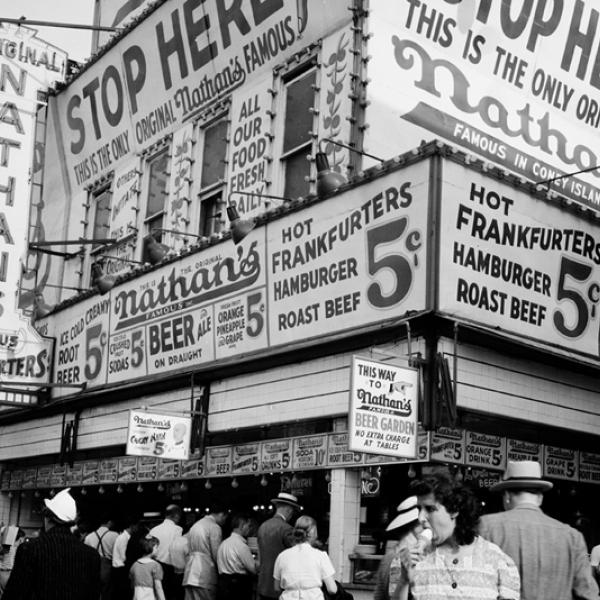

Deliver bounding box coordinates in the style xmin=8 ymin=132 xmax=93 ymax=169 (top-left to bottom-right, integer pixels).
xmin=3 ymin=488 xmax=100 ymax=600
xmin=257 ymin=492 xmax=301 ymax=600
xmin=480 ymin=460 xmax=598 ymax=600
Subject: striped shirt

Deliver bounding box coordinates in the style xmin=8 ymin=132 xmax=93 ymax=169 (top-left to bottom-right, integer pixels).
xmin=411 ymin=536 xmax=520 ymax=600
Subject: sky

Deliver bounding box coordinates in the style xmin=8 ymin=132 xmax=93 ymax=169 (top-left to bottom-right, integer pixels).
xmin=1 ymin=0 xmax=96 ymax=62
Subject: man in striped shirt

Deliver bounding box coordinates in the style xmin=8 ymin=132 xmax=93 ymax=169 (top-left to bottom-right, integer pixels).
xmin=2 ymin=488 xmax=100 ymax=600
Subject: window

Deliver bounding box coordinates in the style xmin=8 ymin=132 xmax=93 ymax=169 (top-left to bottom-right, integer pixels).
xmin=144 ymin=150 xmax=170 ymax=240
xmin=91 ymin=188 xmax=111 ymax=246
xmin=198 ymin=118 xmax=228 ymax=237
xmin=282 ymin=68 xmax=316 ymax=199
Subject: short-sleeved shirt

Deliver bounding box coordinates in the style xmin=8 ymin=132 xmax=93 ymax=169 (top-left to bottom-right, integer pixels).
xmin=411 ymin=536 xmax=520 ymax=600
xmin=130 ymin=557 xmax=163 ymax=588
xmin=273 ymin=543 xmax=335 ymax=600
xmin=590 ymin=544 xmax=600 ymax=568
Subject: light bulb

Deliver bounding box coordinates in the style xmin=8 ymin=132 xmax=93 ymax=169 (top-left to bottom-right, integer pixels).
xmin=81 ymin=488 xmax=87 ymax=496
xmin=157 ymin=483 xmax=165 ymax=492
xmin=49 ymin=489 xmax=55 ymax=497
xmin=117 ymin=485 xmax=124 ymax=494
xmin=34 ymin=490 xmax=40 ymax=498
xmin=136 ymin=484 xmax=143 ymax=493
xmin=204 ymin=479 xmax=212 ymax=490
xmin=260 ymin=475 xmax=268 ymax=487
xmin=407 ymin=465 xmax=416 ymax=478
xmin=98 ymin=486 xmax=105 ymax=495
xmin=231 ymin=478 xmax=239 ymax=488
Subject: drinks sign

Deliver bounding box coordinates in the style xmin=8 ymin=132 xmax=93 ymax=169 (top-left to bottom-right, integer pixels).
xmin=126 ymin=410 xmax=191 ymax=461
xmin=349 ymin=356 xmax=419 ymax=458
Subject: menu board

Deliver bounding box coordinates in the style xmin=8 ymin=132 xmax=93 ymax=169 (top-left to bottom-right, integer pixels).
xmin=544 ymin=446 xmax=578 ymax=481
xmin=118 ymin=457 xmax=138 ymax=482
xmin=232 ymin=444 xmax=260 ymax=475
xmin=430 ymin=428 xmax=465 ymax=464
xmin=35 ymin=466 xmax=52 ymax=488
xmin=260 ymin=439 xmax=292 ymax=472
xmin=507 ymin=438 xmax=543 ymax=463
xmin=50 ymin=465 xmax=66 ymax=488
xmin=205 ymin=446 xmax=232 ymax=477
xmin=579 ymin=452 xmax=600 ymax=484
xmin=157 ymin=459 xmax=180 ymax=480
xmin=22 ymin=468 xmax=37 ymax=489
xmin=292 ymin=435 xmax=328 ymax=470
xmin=181 ymin=458 xmax=204 ymax=479
xmin=465 ymin=432 xmax=506 ymax=471
xmin=82 ymin=462 xmax=99 ymax=485
xmin=327 ymin=433 xmax=363 ymax=467
xmin=0 ymin=471 xmax=10 ymax=491
xmin=136 ymin=457 xmax=158 ymax=481
xmin=98 ymin=459 xmax=119 ymax=484
xmin=66 ymin=463 xmax=83 ymax=486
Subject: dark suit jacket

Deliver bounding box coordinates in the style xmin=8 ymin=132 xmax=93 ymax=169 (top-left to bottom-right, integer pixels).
xmin=480 ymin=504 xmax=599 ymax=600
xmin=3 ymin=525 xmax=101 ymax=600
xmin=257 ymin=514 xmax=294 ymax=598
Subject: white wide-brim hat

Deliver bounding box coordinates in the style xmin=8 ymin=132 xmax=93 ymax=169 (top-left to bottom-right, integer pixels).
xmin=44 ymin=488 xmax=77 ymax=523
xmin=386 ymin=495 xmax=419 ymax=531
xmin=490 ymin=460 xmax=553 ymax=492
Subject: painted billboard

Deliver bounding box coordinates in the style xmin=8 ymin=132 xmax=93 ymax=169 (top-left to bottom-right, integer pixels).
xmin=367 ymin=0 xmax=600 ymax=211
xmin=40 ymin=162 xmax=430 ymax=396
xmin=0 ymin=24 xmax=66 ymax=396
xmin=439 ymin=159 xmax=600 ymax=358
xmin=52 ymin=0 xmax=350 ymax=194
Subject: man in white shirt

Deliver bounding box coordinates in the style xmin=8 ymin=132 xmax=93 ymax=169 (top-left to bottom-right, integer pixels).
xmin=591 ymin=543 xmax=600 ymax=587
xmin=149 ymin=505 xmax=183 ymax=600
xmin=111 ymin=515 xmax=137 ymax=600
xmin=84 ymin=515 xmax=119 ymax=600
xmin=217 ymin=513 xmax=257 ymax=600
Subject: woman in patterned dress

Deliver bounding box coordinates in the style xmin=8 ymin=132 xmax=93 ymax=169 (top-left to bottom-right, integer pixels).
xmin=409 ymin=473 xmax=520 ymax=600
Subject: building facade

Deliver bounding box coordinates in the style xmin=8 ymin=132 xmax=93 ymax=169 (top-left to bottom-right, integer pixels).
xmin=1 ymin=1 xmax=600 ymax=595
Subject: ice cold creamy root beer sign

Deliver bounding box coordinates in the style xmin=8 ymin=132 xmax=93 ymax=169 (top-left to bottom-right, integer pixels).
xmin=349 ymin=356 xmax=419 ymax=458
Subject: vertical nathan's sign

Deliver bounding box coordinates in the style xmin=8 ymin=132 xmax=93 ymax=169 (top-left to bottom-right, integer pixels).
xmin=0 ymin=24 xmax=65 ymax=396
xmin=349 ymin=356 xmax=418 ymax=458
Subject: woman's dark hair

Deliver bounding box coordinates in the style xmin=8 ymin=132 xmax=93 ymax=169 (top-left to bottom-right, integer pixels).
xmin=292 ymin=515 xmax=317 ymax=545
xmin=410 ymin=473 xmax=480 ymax=545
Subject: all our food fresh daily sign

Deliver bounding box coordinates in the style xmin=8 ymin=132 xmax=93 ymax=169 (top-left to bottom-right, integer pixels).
xmin=349 ymin=356 xmax=419 ymax=458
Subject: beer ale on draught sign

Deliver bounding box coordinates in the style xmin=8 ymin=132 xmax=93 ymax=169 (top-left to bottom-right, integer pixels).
xmin=349 ymin=356 xmax=418 ymax=458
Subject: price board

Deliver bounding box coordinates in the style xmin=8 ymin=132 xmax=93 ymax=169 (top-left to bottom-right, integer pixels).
xmin=136 ymin=457 xmax=158 ymax=481
xmin=205 ymin=446 xmax=232 ymax=477
xmin=579 ymin=451 xmax=600 ymax=485
xmin=35 ymin=466 xmax=52 ymax=488
xmin=157 ymin=459 xmax=180 ymax=480
xmin=292 ymin=435 xmax=328 ymax=470
xmin=327 ymin=433 xmax=363 ymax=467
xmin=260 ymin=439 xmax=292 ymax=472
xmin=232 ymin=443 xmax=260 ymax=475
xmin=22 ymin=468 xmax=37 ymax=489
xmin=66 ymin=463 xmax=83 ymax=486
xmin=98 ymin=459 xmax=118 ymax=484
xmin=465 ymin=432 xmax=506 ymax=470
xmin=507 ymin=438 xmax=543 ymax=463
xmin=430 ymin=428 xmax=465 ymax=464
xmin=82 ymin=462 xmax=99 ymax=485
xmin=50 ymin=465 xmax=66 ymax=488
xmin=118 ymin=457 xmax=138 ymax=482
xmin=181 ymin=458 xmax=204 ymax=479
xmin=544 ymin=445 xmax=578 ymax=481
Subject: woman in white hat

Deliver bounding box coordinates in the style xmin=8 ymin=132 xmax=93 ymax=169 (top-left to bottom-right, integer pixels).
xmin=374 ymin=496 xmax=431 ymax=600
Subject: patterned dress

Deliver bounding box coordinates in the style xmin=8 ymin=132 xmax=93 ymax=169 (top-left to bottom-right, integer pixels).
xmin=411 ymin=536 xmax=520 ymax=600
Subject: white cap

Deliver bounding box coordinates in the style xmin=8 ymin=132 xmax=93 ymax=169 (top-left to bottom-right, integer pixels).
xmin=44 ymin=488 xmax=77 ymax=523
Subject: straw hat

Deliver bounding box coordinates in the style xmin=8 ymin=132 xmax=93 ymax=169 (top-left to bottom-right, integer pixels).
xmin=271 ymin=492 xmax=301 ymax=509
xmin=386 ymin=495 xmax=419 ymax=531
xmin=44 ymin=488 xmax=77 ymax=523
xmin=490 ymin=460 xmax=553 ymax=492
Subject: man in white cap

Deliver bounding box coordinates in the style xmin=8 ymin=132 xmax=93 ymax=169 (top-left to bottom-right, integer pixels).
xmin=3 ymin=488 xmax=100 ymax=600
xmin=257 ymin=492 xmax=301 ymax=600
xmin=480 ymin=460 xmax=599 ymax=600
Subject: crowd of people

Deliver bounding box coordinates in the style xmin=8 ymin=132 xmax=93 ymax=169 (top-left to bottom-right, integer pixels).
xmin=0 ymin=460 xmax=598 ymax=599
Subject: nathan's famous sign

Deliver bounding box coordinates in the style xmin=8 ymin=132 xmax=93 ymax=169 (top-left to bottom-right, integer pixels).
xmin=367 ymin=0 xmax=600 ymax=211
xmin=0 ymin=23 xmax=65 ymax=395
xmin=53 ymin=0 xmax=349 ymax=192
